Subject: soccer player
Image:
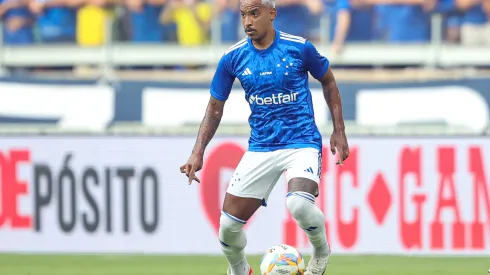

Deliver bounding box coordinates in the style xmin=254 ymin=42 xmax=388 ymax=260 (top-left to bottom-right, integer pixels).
xmin=180 ymin=0 xmax=349 ymax=274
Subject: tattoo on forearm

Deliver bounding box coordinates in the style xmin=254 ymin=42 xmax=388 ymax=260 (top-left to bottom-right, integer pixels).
xmin=193 ymin=99 xmax=223 ymax=155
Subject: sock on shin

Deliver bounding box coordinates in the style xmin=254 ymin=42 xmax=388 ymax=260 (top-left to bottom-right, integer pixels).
xmin=286 ymin=192 xmax=330 ymax=257
xmin=219 ymin=211 xmax=250 ymax=274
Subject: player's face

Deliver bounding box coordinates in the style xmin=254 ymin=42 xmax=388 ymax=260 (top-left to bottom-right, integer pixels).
xmin=240 ymin=0 xmax=276 ymax=41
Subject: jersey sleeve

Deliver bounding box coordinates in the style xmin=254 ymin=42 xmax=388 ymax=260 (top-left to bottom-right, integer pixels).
xmin=303 ymin=40 xmax=330 ymax=81
xmin=210 ymin=53 xmax=235 ymax=102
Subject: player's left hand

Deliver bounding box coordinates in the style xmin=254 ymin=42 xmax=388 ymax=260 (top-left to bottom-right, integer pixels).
xmin=330 ymin=129 xmax=349 ymax=166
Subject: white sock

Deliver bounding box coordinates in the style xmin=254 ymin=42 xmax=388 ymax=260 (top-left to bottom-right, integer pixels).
xmin=219 ymin=211 xmax=250 ymax=275
xmin=286 ymin=192 xmax=330 ymax=258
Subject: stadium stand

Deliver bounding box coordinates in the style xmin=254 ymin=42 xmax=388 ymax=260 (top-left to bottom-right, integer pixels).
xmin=0 ymin=0 xmax=488 ymax=71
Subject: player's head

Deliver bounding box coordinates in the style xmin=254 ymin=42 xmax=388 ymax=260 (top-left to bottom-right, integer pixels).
xmin=240 ymin=0 xmax=276 ymax=42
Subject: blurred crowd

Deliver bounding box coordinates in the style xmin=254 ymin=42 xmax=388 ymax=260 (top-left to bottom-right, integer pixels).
xmin=0 ymin=0 xmax=489 ymax=51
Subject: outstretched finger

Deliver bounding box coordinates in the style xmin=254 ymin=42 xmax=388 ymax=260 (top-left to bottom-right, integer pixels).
xmin=188 ymin=166 xmax=197 ymax=185
xmin=193 ymin=175 xmax=201 ymax=184
xmin=336 ymin=148 xmax=344 ymax=166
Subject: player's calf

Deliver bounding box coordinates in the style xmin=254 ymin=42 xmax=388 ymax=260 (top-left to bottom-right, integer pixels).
xmin=286 ymin=190 xmax=330 ymax=256
xmin=287 ymin=177 xmax=329 ymax=253
xmin=286 ymin=189 xmax=330 ymax=275
xmin=219 ymin=211 xmax=250 ymax=275
xmin=219 ymin=194 xmax=261 ymax=275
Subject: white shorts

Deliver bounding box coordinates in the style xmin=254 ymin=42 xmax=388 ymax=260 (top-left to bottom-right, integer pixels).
xmin=226 ymin=147 xmax=322 ymax=206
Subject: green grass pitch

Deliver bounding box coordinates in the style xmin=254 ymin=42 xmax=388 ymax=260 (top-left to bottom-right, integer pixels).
xmin=0 ymin=254 xmax=487 ymax=275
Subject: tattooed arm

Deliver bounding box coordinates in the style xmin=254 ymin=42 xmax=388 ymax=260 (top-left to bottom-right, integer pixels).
xmin=181 ymin=49 xmax=234 ymax=185
xmin=191 ymin=96 xmax=225 ymax=157
xmin=180 ymin=95 xmax=225 ymax=185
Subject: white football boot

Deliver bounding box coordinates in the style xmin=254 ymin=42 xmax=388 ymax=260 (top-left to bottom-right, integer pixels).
xmin=304 ymin=255 xmax=328 ymax=275
xmin=305 ymin=244 xmax=330 ymax=275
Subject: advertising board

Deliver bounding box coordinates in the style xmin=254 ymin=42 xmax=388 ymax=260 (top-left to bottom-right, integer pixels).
xmin=0 ymin=137 xmax=489 ymax=255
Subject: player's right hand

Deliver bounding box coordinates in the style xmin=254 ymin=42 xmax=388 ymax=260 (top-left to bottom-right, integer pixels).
xmin=180 ymin=153 xmax=203 ymax=185
xmin=330 ymin=129 xmax=350 ymax=166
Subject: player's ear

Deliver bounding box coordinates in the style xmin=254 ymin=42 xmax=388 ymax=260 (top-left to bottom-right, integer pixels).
xmin=269 ymin=8 xmax=276 ymax=21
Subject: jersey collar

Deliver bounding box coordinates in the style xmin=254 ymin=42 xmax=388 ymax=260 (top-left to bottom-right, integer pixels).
xmin=247 ymin=28 xmax=280 ymax=54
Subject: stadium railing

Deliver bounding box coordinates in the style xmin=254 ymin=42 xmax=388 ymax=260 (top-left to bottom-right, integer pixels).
xmin=0 ymin=43 xmax=488 ymax=68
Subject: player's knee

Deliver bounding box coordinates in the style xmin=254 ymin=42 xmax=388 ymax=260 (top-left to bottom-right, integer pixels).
xmin=286 ymin=191 xmax=317 ymax=219
xmin=219 ymin=211 xmax=247 ymax=249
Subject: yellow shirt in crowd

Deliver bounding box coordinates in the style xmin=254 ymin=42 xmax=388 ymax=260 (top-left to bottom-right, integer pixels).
xmin=77 ymin=5 xmax=113 ymax=46
xmin=172 ymin=3 xmax=212 ymax=46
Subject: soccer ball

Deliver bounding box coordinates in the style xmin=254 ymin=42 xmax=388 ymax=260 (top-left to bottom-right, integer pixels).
xmin=260 ymin=244 xmax=305 ymax=275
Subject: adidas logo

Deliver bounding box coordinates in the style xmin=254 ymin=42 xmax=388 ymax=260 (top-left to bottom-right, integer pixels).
xmin=242 ymin=68 xmax=252 ymax=76
xmin=303 ymin=226 xmax=318 ymax=232
xmin=304 ymin=167 xmax=314 ymax=174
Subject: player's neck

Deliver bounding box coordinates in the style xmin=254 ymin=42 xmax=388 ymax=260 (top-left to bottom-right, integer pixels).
xmin=251 ymin=29 xmax=276 ymax=50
